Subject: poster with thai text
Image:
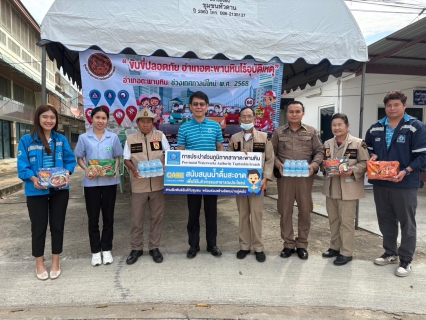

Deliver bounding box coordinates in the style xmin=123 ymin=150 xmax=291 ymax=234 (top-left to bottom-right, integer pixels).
xmin=79 ymin=50 xmax=283 ymax=148
xmin=164 ymin=150 xmax=263 ymax=196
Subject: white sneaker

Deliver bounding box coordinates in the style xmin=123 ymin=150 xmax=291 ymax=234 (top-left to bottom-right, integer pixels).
xmin=395 ymin=261 xmax=412 ymax=277
xmin=374 ymin=253 xmax=398 ymax=266
xmin=91 ymin=252 xmax=102 ymax=266
xmin=102 ymin=251 xmax=114 ymax=265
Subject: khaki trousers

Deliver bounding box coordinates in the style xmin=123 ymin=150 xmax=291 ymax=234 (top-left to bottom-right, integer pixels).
xmin=277 ymin=176 xmax=314 ymax=249
xmin=130 ymin=190 xmax=164 ymax=251
xmin=236 ymin=194 xmax=264 ymax=252
xmin=326 ymin=197 xmax=356 ymax=257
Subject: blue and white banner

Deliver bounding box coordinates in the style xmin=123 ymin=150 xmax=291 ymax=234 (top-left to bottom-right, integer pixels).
xmin=164 ymin=150 xmax=263 ymax=196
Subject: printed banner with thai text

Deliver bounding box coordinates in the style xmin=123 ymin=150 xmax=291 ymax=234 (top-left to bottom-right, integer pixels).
xmin=164 ymin=150 xmax=263 ymax=196
xmin=79 ymin=49 xmax=283 ymax=148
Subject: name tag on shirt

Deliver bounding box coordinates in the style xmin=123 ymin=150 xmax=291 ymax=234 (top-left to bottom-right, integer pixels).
xmin=130 ymin=143 xmax=143 ymax=153
xmin=344 ymin=149 xmax=358 ymax=159
xmin=150 ymin=141 xmax=162 ymax=151
xmin=253 ymin=142 xmax=265 ymax=153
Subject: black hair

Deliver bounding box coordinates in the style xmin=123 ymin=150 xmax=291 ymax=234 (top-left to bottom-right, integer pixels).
xmin=31 ymin=104 xmax=58 ymax=155
xmin=383 ymin=90 xmax=407 ymax=105
xmin=240 ymin=107 xmax=255 ymax=116
xmin=287 ymin=101 xmax=305 ymax=112
xmin=331 ymin=113 xmax=349 ymax=125
xmin=247 ymin=169 xmax=260 ymax=178
xmin=91 ymin=106 xmax=110 ymax=119
xmin=189 ymin=91 xmax=209 ymax=105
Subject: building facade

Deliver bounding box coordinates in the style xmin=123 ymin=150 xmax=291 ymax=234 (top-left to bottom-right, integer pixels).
xmin=0 ymin=0 xmax=84 ymax=166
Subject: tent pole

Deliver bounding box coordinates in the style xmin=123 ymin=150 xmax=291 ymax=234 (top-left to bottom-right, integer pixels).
xmin=41 ymin=45 xmax=47 ymax=105
xmin=355 ymin=62 xmax=366 ymax=230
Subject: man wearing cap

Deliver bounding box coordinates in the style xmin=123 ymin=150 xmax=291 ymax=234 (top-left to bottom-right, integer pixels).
xmin=123 ymin=108 xmax=170 ymax=264
xmin=177 ymin=91 xmax=224 ymax=259
xmin=271 ymin=101 xmax=324 ymax=260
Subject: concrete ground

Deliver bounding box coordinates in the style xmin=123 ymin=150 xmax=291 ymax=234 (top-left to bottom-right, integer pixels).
xmin=0 ymin=168 xmax=425 ymax=319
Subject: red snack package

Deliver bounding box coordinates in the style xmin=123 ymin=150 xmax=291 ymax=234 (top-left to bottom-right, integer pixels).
xmin=367 ymin=161 xmax=400 ymax=180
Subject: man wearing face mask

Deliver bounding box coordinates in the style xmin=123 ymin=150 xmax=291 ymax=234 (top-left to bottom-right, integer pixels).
xmin=227 ymin=107 xmax=274 ymax=262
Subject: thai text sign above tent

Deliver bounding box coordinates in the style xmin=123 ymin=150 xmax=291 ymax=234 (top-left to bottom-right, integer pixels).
xmin=79 ymin=50 xmax=283 ymax=148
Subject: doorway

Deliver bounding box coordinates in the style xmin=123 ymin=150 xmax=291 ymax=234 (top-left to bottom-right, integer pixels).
xmin=318 ymin=105 xmax=335 ymax=143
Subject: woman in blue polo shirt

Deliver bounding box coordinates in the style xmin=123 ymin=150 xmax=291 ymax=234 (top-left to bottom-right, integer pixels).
xmin=74 ymin=107 xmax=123 ymax=267
xmin=17 ymin=104 xmax=76 ymax=280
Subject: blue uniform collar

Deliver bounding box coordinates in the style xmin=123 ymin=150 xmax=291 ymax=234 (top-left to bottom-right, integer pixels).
xmin=33 ymin=130 xmax=59 ymax=142
xmin=380 ymin=114 xmax=410 ymax=125
xmin=88 ymin=129 xmax=112 ymax=139
xmin=191 ymin=118 xmax=207 ymax=124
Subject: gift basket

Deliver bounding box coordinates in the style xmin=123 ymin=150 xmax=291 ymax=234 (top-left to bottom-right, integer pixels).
xmin=367 ymin=161 xmax=399 ymax=180
xmin=88 ymin=159 xmax=116 ymax=177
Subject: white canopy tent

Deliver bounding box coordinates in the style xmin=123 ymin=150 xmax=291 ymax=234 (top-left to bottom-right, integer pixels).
xmin=39 ymin=0 xmax=368 ymax=94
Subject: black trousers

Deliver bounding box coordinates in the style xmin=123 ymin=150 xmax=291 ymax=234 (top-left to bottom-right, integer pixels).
xmin=187 ymin=194 xmax=218 ymax=248
xmin=27 ymin=189 xmax=69 ymax=257
xmin=373 ymin=185 xmax=417 ymax=262
xmin=84 ymin=185 xmax=117 ymax=253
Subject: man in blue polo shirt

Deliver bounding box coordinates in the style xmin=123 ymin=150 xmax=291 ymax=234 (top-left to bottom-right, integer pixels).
xmin=177 ymin=91 xmax=224 ymax=258
xmin=365 ymin=90 xmax=426 ymax=277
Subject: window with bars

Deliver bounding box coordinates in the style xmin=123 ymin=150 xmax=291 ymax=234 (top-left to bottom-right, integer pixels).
xmin=1 ymin=0 xmax=12 ymax=31
xmin=32 ymin=58 xmax=41 ymax=72
xmin=0 ymin=30 xmax=6 ymax=46
xmin=7 ymin=37 xmax=20 ymax=56
xmin=0 ymin=120 xmax=11 ymax=159
xmin=22 ymin=50 xmax=31 ymax=64
xmin=12 ymin=83 xmax=35 ymax=107
xmin=16 ymin=122 xmax=33 ymax=142
xmin=0 ymin=75 xmax=11 ymax=98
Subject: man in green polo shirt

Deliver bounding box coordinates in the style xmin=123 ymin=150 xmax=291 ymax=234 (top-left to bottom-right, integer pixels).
xmin=177 ymin=91 xmax=224 ymax=259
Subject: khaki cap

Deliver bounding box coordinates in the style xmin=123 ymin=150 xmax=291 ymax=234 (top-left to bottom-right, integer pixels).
xmin=136 ymin=108 xmax=155 ymax=120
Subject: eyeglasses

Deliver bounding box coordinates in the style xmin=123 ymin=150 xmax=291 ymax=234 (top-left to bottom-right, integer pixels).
xmin=240 ymin=116 xmax=254 ymax=120
xmin=191 ymin=102 xmax=206 ymax=107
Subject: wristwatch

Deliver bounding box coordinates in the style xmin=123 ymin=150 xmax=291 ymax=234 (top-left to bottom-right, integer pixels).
xmin=403 ymin=168 xmax=410 ymax=176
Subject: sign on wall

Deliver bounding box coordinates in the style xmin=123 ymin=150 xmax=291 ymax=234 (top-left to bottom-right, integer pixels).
xmin=414 ymin=90 xmax=426 ymax=105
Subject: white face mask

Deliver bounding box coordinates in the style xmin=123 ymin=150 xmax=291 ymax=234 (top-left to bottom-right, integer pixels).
xmin=240 ymin=122 xmax=254 ymax=131
xmin=185 ymin=110 xmax=190 ymax=113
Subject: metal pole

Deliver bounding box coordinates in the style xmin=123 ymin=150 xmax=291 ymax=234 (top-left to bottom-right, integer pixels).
xmin=41 ymin=45 xmax=47 ymax=105
xmin=355 ymin=62 xmax=367 ymax=230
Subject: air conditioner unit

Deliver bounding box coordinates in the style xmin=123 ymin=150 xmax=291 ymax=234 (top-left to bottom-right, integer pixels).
xmin=306 ymin=88 xmax=322 ymax=99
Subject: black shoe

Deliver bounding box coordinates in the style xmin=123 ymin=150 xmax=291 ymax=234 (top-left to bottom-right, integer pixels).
xmin=255 ymin=251 xmax=266 ymax=262
xmin=207 ymin=245 xmax=222 ymax=257
xmin=297 ymin=248 xmax=309 ymax=260
xmin=149 ymin=248 xmax=163 ymax=263
xmin=322 ymin=248 xmax=340 ymax=258
xmin=126 ymin=250 xmax=143 ymax=265
xmin=187 ymin=246 xmax=200 ymax=259
xmin=334 ymin=255 xmax=352 ymax=266
xmin=280 ymin=248 xmax=295 ymax=258
xmin=236 ymin=250 xmax=250 ymax=259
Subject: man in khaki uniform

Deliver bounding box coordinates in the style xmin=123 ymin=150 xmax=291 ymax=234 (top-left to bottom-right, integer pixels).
xmin=271 ymin=101 xmax=324 ymax=260
xmin=123 ymin=108 xmax=170 ymax=264
xmin=228 ymin=107 xmax=274 ymax=262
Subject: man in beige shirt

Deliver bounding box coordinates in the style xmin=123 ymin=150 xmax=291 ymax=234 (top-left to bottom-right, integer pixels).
xmin=271 ymin=101 xmax=324 ymax=260
xmin=228 ymin=107 xmax=274 ymax=262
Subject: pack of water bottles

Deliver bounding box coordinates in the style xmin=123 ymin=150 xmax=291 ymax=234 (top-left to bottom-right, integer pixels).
xmin=283 ymin=159 xmax=310 ymax=177
xmin=137 ymin=159 xmax=164 ymax=178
